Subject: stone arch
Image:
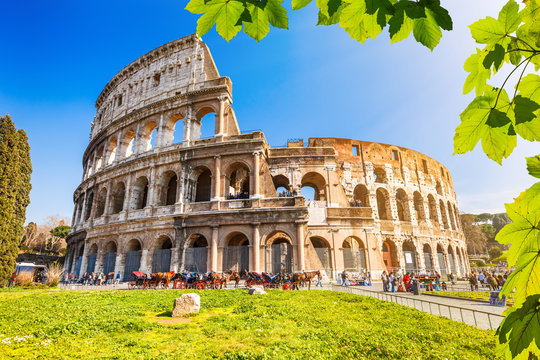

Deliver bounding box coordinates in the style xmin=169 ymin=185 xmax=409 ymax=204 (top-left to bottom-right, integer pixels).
xmin=103 ymin=240 xmax=117 ymax=275
xmin=158 ymin=170 xmax=178 ymax=206
xmin=120 ymin=129 xmax=135 ymax=158
xmin=307 ymin=236 xmax=332 ymax=274
xmin=402 ymin=240 xmax=418 ymax=272
xmin=95 ymin=187 xmax=107 ymax=218
xmin=188 ymin=166 xmax=212 ymax=202
xmin=106 ymin=137 xmax=117 ymax=165
xmin=95 ymin=145 xmax=105 ymax=170
xmin=301 ymin=172 xmax=327 ymax=201
xmin=413 ymin=191 xmax=425 ymax=220
xmin=140 ymin=120 xmax=158 ymax=152
xmin=184 ymin=234 xmax=208 ymax=273
xmin=130 ymin=176 xmax=149 ymax=210
xmin=273 ymin=174 xmax=291 ymax=196
xmin=265 ymin=232 xmax=293 ymax=273
xmin=373 ymin=166 xmax=386 ymax=183
xmin=152 ymin=235 xmax=173 ymax=273
xmin=436 ymin=180 xmax=443 ymax=195
xmin=382 ymin=239 xmax=398 ymax=272
xmin=439 ymin=200 xmax=449 ymax=229
xmin=86 ymin=243 xmax=98 ymax=274
xmin=376 ymin=188 xmax=391 ymax=220
xmin=448 ymin=201 xmax=457 ymax=230
xmin=195 ymin=106 xmax=217 ymax=140
xmin=223 ymin=231 xmax=250 ymax=272
xmin=123 ymin=238 xmax=142 ymax=281
xmin=423 ymin=244 xmax=433 ymax=271
xmin=353 ymin=184 xmax=369 ymax=207
xmin=84 ymin=192 xmax=94 ymax=221
xmin=436 ymin=243 xmax=447 ymax=277
xmin=427 ymin=194 xmax=438 ymax=223
xmin=447 ymin=244 xmax=456 ymax=274
xmin=395 ymin=188 xmax=411 ymax=221
xmin=453 ymin=205 xmax=460 ymax=230
xmin=110 ymin=182 xmax=126 ymax=214
xmin=226 ymin=162 xmax=250 ymax=199
xmin=342 ymin=236 xmax=366 ymax=272
xmin=164 ymin=113 xmax=184 ymax=145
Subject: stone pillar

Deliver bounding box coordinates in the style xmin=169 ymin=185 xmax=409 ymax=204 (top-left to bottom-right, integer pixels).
xmin=103 ymin=182 xmax=112 ymax=216
xmin=212 ymin=155 xmax=221 ymax=200
xmin=296 ymin=222 xmax=305 ymax=271
xmin=80 ymin=193 xmax=87 ymax=225
xmin=432 ymin=249 xmax=440 ymax=272
xmin=79 ymin=244 xmax=89 ymax=279
xmin=114 ymin=253 xmax=124 ymax=279
xmin=122 ymin=176 xmax=132 ymax=213
xmin=147 ymin=166 xmax=156 ymax=207
xmin=389 ymin=194 xmax=399 ymax=221
xmin=156 ymin=113 xmax=165 ymax=147
xmin=171 ymin=248 xmax=179 ymax=272
xmin=252 ymin=222 xmax=260 ymax=272
xmin=183 ymin=105 xmax=193 ymax=147
xmin=114 ymin=135 xmax=122 ymax=163
xmin=139 ymin=249 xmax=149 ymax=273
xmin=408 ymin=199 xmax=417 ymax=224
xmin=95 ymin=249 xmax=104 ymax=273
xmin=216 ymin=96 xmax=227 ymax=136
xmin=252 ymin=151 xmax=261 ymax=198
xmin=211 ymin=226 xmax=219 ymax=272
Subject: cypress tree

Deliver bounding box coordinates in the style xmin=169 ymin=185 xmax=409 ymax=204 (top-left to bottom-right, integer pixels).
xmin=0 ymin=115 xmax=32 ymax=287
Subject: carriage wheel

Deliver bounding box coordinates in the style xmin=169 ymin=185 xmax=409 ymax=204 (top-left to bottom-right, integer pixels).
xmin=282 ymin=282 xmax=292 ymax=290
xmin=195 ymin=282 xmax=205 ymax=290
xmin=128 ymin=281 xmax=135 ymax=290
xmin=244 ymin=280 xmax=251 ymax=288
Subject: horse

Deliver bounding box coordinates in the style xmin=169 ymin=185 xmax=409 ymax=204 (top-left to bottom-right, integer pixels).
xmin=161 ymin=271 xmax=175 ymax=289
xmin=487 ymin=275 xmax=499 ymax=291
xmin=302 ymin=270 xmax=321 ymax=290
xmin=292 ymin=272 xmax=305 ymax=290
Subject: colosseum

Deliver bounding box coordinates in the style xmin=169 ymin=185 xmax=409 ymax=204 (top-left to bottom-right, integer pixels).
xmin=64 ymin=34 xmax=470 ymax=281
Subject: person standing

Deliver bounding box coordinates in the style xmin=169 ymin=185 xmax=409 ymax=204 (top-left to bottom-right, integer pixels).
xmin=390 ymin=272 xmax=395 ymax=292
xmin=381 ymin=271 xmax=388 ymax=292
xmin=341 ymin=271 xmax=348 ymax=287
xmin=115 ymin=272 xmax=121 ymax=285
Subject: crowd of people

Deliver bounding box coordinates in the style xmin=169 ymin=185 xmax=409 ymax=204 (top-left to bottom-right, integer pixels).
xmin=277 ymin=190 xmax=296 ymax=197
xmin=339 ymin=270 xmax=372 ymax=286
xmin=468 ymin=270 xmax=509 ymax=291
xmin=62 ymin=272 xmax=121 ymax=285
xmin=226 ymin=192 xmax=250 ymax=200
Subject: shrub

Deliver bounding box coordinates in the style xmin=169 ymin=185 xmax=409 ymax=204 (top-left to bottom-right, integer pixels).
xmin=46 ymin=263 xmax=63 ymax=287
xmin=15 ymin=271 xmax=33 ymax=286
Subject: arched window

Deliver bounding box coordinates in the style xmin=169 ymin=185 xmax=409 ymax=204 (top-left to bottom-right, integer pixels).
xmin=158 ymin=171 xmax=178 ymax=206
xmin=402 ymin=241 xmax=417 ymax=272
xmin=353 ymin=184 xmax=369 ymax=207
xmin=308 ymin=237 xmax=332 ymax=275
xmin=226 ymin=163 xmax=250 ymax=199
xmin=164 ymin=114 xmax=184 ymax=145
xmin=301 ymin=172 xmax=327 ymax=201
xmin=103 ymin=241 xmax=117 ymax=275
xmin=376 ymin=188 xmax=391 ymax=220
xmin=123 ymin=239 xmax=142 ymax=281
xmin=437 ymin=244 xmax=447 ymax=277
xmin=121 ymin=129 xmax=135 ymax=158
xmin=265 ymin=233 xmax=293 ymax=274
xmin=110 ymin=182 xmax=126 ymax=214
xmin=423 ymin=244 xmax=433 ymax=271
xmin=95 ymin=187 xmax=107 ymax=217
xmin=195 ymin=168 xmax=212 ymax=202
xmin=86 ymin=244 xmax=98 ymax=274
xmin=427 ymin=194 xmax=438 ymax=223
xmin=106 ymin=137 xmax=117 ymax=165
xmin=130 ymin=176 xmax=149 ymax=210
xmin=413 ymin=191 xmax=426 ymax=220
xmin=374 ymin=167 xmax=386 ymax=183
xmin=184 ymin=235 xmax=208 ymax=273
xmin=223 ymin=232 xmax=250 ymax=272
xmin=95 ymin=146 xmax=104 ymax=170
xmin=272 ymin=175 xmax=291 ymax=197
xmin=439 ymin=200 xmax=449 ymax=229
xmin=436 ymin=180 xmax=443 ymax=195
xmin=447 ymin=245 xmax=456 ymax=274
xmin=382 ymin=240 xmax=398 ymax=272
xmin=395 ymin=189 xmax=410 ymax=221
xmin=141 ymin=121 xmax=158 ymax=151
xmin=152 ymin=236 xmax=173 ymax=273
xmin=447 ymin=201 xmax=457 ymax=230
xmin=342 ymin=237 xmax=366 ymax=272
xmin=84 ymin=192 xmax=94 ymax=221
xmin=197 ymin=107 xmax=216 ymax=140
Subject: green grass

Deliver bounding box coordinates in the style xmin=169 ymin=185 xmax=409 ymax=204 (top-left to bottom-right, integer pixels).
xmin=0 ymin=289 xmax=499 ymax=359
xmin=436 ymin=290 xmax=513 ymax=304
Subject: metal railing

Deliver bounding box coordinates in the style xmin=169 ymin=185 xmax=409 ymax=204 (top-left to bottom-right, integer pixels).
xmin=331 ymin=285 xmax=504 ymax=330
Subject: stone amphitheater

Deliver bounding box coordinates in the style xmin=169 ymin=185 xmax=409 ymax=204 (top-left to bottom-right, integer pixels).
xmin=64 ymin=34 xmax=469 ymax=281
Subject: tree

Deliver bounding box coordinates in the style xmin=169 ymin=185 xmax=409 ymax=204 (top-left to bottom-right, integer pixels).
xmin=488 ymin=245 xmax=503 ymax=260
xmin=186 ymin=1 xmax=539 ymax=357
xmin=492 ymin=212 xmax=511 ymax=233
xmin=481 ymin=223 xmax=497 ymax=242
xmin=50 ymin=225 xmax=70 ymax=240
xmin=460 ymin=214 xmax=489 ymax=255
xmin=0 ymin=115 xmax=32 ymax=287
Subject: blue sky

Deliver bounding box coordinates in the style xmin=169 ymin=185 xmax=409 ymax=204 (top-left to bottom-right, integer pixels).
xmin=1 ymin=0 xmax=536 ymax=224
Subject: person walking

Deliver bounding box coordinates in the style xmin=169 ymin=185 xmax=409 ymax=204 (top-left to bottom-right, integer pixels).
xmin=341 ymin=271 xmax=349 ymax=287
xmin=390 ymin=272 xmax=396 ymax=292
xmin=381 ymin=271 xmax=388 ymax=292
xmin=315 ymin=273 xmax=323 ymax=288
xmin=115 ymin=272 xmax=121 ymax=285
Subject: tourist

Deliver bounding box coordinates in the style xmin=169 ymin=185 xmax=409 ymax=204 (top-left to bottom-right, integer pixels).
xmin=478 ymin=271 xmax=485 ymax=287
xmin=381 ymin=271 xmax=388 ymax=292
xmin=389 ymin=272 xmax=395 ymax=292
xmin=341 ymin=271 xmax=348 ymax=286
xmin=315 ymin=273 xmax=323 ymax=288
xmin=115 ymin=272 xmax=121 ymax=285
xmin=367 ymin=272 xmax=372 ymax=286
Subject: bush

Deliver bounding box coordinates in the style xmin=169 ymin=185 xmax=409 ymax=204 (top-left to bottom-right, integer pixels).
xmin=15 ymin=271 xmax=33 ymax=286
xmin=46 ymin=263 xmax=63 ymax=287
xmin=472 ymin=259 xmax=486 ymax=267
xmin=488 ymin=246 xmax=503 ymax=260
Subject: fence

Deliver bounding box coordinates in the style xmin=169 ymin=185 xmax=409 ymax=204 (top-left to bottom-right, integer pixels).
xmin=331 ymin=285 xmax=504 ymax=330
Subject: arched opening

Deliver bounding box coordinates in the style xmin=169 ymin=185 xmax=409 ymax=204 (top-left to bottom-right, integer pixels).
xmin=402 ymin=241 xmax=417 ymax=272
xmin=199 ymin=111 xmax=216 ymax=139
xmin=158 ymin=171 xmax=178 ymax=206
xmin=342 ymin=237 xmax=366 ymax=272
xmin=447 ymin=245 xmax=456 ymax=275
xmin=382 ymin=240 xmax=398 ymax=272
xmin=307 ymin=237 xmax=332 ymax=275
xmin=86 ymin=244 xmax=98 ymax=274
xmin=121 ymin=129 xmax=135 ymax=158
xmin=223 ymin=232 xmax=250 ymax=272
xmin=437 ymin=244 xmax=447 ymax=277
xmin=376 ymin=188 xmax=391 ymax=220
xmin=95 ymin=146 xmax=104 ymax=170
xmin=84 ymin=192 xmax=94 ymax=221
xmin=301 ymin=172 xmax=327 ymax=202
xmin=454 ymin=205 xmax=460 ymax=230
xmin=106 ymin=137 xmax=117 ymax=165
xmin=423 ymin=244 xmax=433 ymax=272
xmin=167 ymin=115 xmax=184 ymax=145
xmin=374 ymin=167 xmax=386 ymax=183
xmin=123 ymin=239 xmax=142 ymax=281
xmin=266 ymin=235 xmax=293 ymax=273
xmin=352 ymin=184 xmax=369 ymax=207
xmin=103 ymin=241 xmax=117 ymax=275
xmin=152 ymin=236 xmax=173 ymax=273
xmin=184 ymin=235 xmax=208 ymax=272
xmin=130 ymin=176 xmax=149 ymax=210
xmin=140 ymin=121 xmax=158 ymax=152
xmin=448 ymin=201 xmax=457 ymax=230
xmin=395 ymin=189 xmax=411 ymax=221
xmin=439 ymin=200 xmax=449 ymax=229
xmin=436 ymin=180 xmax=443 ymax=195
xmin=428 ymin=194 xmax=438 ymax=223
xmin=226 ymin=163 xmax=250 ymax=199
xmin=111 ymin=182 xmax=126 ymax=214
xmin=95 ymin=188 xmax=107 ymax=218
xmin=413 ymin=192 xmax=426 ymax=220
xmin=273 ymin=175 xmax=291 ymax=197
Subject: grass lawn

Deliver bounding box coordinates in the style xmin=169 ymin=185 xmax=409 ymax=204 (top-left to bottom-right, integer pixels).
xmin=435 ymin=290 xmax=513 ymax=304
xmin=0 ymin=288 xmax=499 ymax=359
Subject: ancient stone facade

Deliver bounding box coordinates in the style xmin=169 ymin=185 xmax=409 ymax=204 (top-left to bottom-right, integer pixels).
xmin=64 ymin=34 xmax=469 ymax=281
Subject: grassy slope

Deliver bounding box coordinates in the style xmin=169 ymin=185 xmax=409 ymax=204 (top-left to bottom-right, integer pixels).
xmin=0 ymin=289 xmax=498 ymax=360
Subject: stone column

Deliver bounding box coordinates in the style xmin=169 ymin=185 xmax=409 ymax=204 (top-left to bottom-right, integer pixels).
xmin=252 ymin=151 xmax=261 ymax=198
xmin=139 ymin=249 xmax=149 ymax=273
xmin=432 ymin=249 xmax=440 ymax=272
xmin=79 ymin=244 xmax=89 ymax=279
xmin=95 ymin=249 xmax=104 ymax=273
xmin=182 ymin=105 xmax=193 ymax=147
xmin=211 ymin=226 xmax=219 ymax=272
xmin=103 ymin=182 xmax=112 ymax=216
xmin=156 ymin=113 xmax=165 ymax=147
xmin=296 ymin=222 xmax=305 ymax=271
xmin=147 ymin=166 xmax=156 ymax=207
xmin=408 ymin=199 xmax=417 ymax=225
xmin=216 ymin=96 xmax=227 ymax=136
xmin=252 ymin=222 xmax=260 ymax=272
xmin=114 ymin=135 xmax=122 ymax=163
xmin=212 ymin=155 xmax=221 ymax=200
xmin=122 ymin=176 xmax=132 ymax=213
xmin=114 ymin=253 xmax=124 ymax=279
xmin=171 ymin=247 xmax=179 ymax=272
xmin=389 ymin=194 xmax=399 ymax=221
xmin=80 ymin=193 xmax=88 ymax=225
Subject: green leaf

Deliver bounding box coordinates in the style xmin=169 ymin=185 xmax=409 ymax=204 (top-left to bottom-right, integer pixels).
xmin=454 ymin=88 xmax=517 ymax=164
xmin=422 ymin=0 xmax=452 ymax=31
xmin=214 ymin=0 xmax=245 ymax=41
xmin=469 ymin=16 xmax=506 ymax=44
xmin=497 ymin=294 xmax=540 ymax=359
xmin=340 ymin=0 xmax=369 ymax=43
xmin=243 ymin=4 xmax=270 ymax=42
xmin=389 ymin=7 xmax=413 ymax=43
xmin=264 ymin=0 xmax=289 ymax=29
xmin=506 ymin=38 xmax=522 ymax=66
xmin=236 ymin=7 xmax=253 ymax=26
xmin=186 ymin=0 xmax=208 ymax=14
xmin=526 ymin=155 xmax=540 ymax=178
xmin=482 ymin=43 xmax=505 ymax=72
xmin=317 ymin=6 xmax=343 ymax=25
xmin=412 ymin=8 xmax=442 ymax=51
xmin=515 ymin=74 xmax=540 ymax=141
xmin=292 ymin=0 xmax=313 ymax=11
xmin=498 ymin=0 xmax=521 ymax=34
xmin=463 ymin=48 xmax=492 ymax=95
